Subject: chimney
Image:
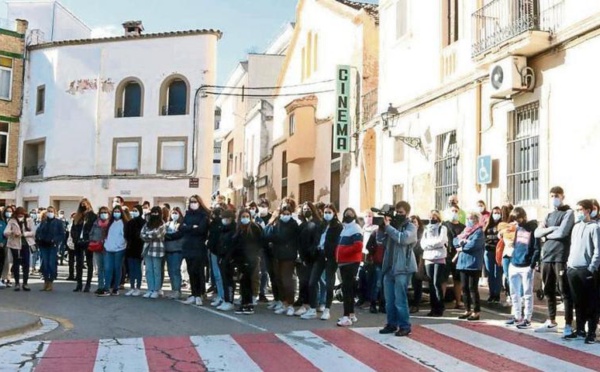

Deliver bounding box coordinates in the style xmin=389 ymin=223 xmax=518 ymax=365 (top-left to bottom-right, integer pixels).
xmin=122 ymin=20 xmax=144 ymax=36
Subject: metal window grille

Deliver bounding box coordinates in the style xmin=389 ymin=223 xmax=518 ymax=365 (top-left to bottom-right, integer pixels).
xmin=435 ymin=130 xmax=458 ymax=210
xmin=507 ymin=102 xmax=539 ymax=204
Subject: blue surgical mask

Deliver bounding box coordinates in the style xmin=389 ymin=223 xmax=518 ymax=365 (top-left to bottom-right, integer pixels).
xmin=466 ymin=220 xmax=475 ymax=228
xmin=171 ymin=214 xmax=179 ymax=221
xmin=280 ymin=215 xmax=292 ymax=223
xmin=4 ymin=212 xmax=12 ymax=219
xmin=131 ymin=211 xmax=140 ymax=218
xmin=113 ymin=212 xmax=122 ymax=220
xmin=323 ymin=213 xmax=333 ymax=222
xmin=221 ymin=218 xmax=230 ymax=226
xmin=241 ymin=217 xmax=250 ymax=225
xmin=552 ymin=197 xmax=562 ymax=208
xmin=592 ymin=210 xmax=598 ymax=219
xmin=492 ymin=213 xmax=501 ymax=222
xmin=451 ymin=212 xmax=459 ymax=221
xmin=100 ymin=213 xmax=109 ymax=220
xmin=576 ymin=212 xmax=586 ymax=223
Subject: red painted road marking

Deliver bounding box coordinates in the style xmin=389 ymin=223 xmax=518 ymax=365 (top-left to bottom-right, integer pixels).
xmin=144 ymin=336 xmax=205 ymax=372
xmin=313 ymin=328 xmax=430 ymax=372
xmin=411 ymin=325 xmax=538 ymax=372
xmin=35 ymin=340 xmax=98 ymax=372
xmin=233 ymin=333 xmax=319 ymax=372
xmin=459 ymin=322 xmax=600 ymax=371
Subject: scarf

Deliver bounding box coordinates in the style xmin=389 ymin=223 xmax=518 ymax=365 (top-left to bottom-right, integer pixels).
xmin=458 ymin=224 xmax=480 ymax=240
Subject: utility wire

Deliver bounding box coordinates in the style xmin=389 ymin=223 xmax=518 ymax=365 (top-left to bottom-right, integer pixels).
xmin=203 ymin=89 xmax=334 ymax=97
xmin=202 ymin=79 xmax=334 ymax=91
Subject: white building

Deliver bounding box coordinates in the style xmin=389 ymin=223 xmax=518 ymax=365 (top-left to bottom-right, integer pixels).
xmin=17 ymin=21 xmax=220 ymax=213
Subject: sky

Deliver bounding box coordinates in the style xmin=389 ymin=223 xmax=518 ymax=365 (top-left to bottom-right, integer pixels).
xmin=0 ymin=0 xmax=300 ymax=85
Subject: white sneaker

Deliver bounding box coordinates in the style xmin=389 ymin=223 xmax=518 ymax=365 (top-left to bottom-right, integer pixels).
xmin=211 ymin=298 xmax=223 ymax=307
xmin=150 ymin=291 xmax=159 ymax=299
xmin=273 ymin=301 xmax=284 ymax=311
xmin=0 ymin=281 xmax=6 ymax=289
xmin=321 ymin=308 xmax=331 ymax=320
xmin=132 ymin=289 xmax=141 ymax=297
xmin=218 ymin=302 xmax=234 ymax=311
xmin=170 ymin=291 xmax=181 ymax=300
xmin=252 ymin=296 xmax=258 ymax=306
xmin=286 ymin=306 xmax=295 ymax=317
xmin=125 ymin=289 xmax=135 ymax=297
xmin=158 ymin=290 xmax=164 ymax=297
xmin=274 ymin=306 xmax=287 ymax=315
xmin=143 ymin=291 xmax=152 ymax=299
xmin=183 ymin=296 xmax=196 ymax=305
xmin=267 ymin=301 xmax=277 ymax=310
xmin=195 ymin=297 xmax=203 ymax=306
xmin=535 ymin=320 xmax=559 ymax=333
xmin=337 ymin=316 xmax=353 ymax=327
xmin=317 ymin=305 xmax=326 ymax=313
xmin=350 ymin=315 xmax=358 ymax=324
xmin=294 ymin=306 xmax=308 ymax=317
xmin=301 ymin=308 xmax=318 ymax=320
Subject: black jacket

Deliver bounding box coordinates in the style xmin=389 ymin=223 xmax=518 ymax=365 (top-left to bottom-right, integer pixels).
xmin=206 ymin=219 xmax=222 ymax=254
xmin=35 ymin=218 xmax=64 ymax=247
xmin=299 ymin=219 xmax=321 ymax=263
xmin=124 ymin=216 xmax=146 ymax=258
xmin=320 ymin=219 xmax=343 ymax=259
xmin=233 ymin=223 xmax=263 ymax=265
xmin=180 ymin=209 xmax=209 ymax=258
xmin=71 ymin=211 xmax=97 ymax=245
xmin=264 ymin=219 xmax=300 ymax=261
xmin=217 ymin=222 xmax=237 ymax=260
xmin=485 ymin=223 xmax=500 ymax=252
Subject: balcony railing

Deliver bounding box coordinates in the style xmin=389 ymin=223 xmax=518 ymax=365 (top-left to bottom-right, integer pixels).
xmin=471 ymin=0 xmax=563 ymax=57
xmin=361 ymin=88 xmax=378 ymax=125
xmin=23 ymin=164 xmax=44 ymax=177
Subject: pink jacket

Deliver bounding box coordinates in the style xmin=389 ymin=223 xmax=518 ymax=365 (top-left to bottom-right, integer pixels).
xmin=3 ymin=218 xmax=36 ymax=250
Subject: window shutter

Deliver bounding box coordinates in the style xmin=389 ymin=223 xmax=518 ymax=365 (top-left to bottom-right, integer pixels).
xmin=161 ymin=141 xmax=185 ymax=171
xmin=0 ymin=69 xmax=11 ymax=99
xmin=396 ymin=0 xmax=408 ymax=39
xmin=116 ymin=142 xmax=139 ymax=171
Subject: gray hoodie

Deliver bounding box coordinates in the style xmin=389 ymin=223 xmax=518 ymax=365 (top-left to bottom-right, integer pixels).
xmin=567 ymin=221 xmax=600 ymax=273
xmin=382 ymin=220 xmax=418 ymax=276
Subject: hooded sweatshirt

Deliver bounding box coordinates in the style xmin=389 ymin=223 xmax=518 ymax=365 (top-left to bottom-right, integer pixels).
xmin=534 ymin=205 xmax=574 ymax=263
xmin=568 ymin=220 xmax=600 ymax=273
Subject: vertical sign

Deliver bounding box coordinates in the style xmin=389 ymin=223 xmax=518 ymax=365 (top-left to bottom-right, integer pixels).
xmin=334 ymin=65 xmax=351 ymax=153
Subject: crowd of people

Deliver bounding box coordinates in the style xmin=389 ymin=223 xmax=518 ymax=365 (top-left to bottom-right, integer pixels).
xmin=0 ymin=187 xmax=598 ymax=342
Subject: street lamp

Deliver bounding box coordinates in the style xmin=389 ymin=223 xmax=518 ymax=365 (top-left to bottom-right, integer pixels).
xmin=380 ymin=103 xmax=424 ymax=151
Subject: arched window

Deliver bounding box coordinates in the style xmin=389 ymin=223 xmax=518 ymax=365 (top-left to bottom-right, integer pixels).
xmin=160 ymin=75 xmax=190 ymax=116
xmin=115 ymin=78 xmax=144 ymax=118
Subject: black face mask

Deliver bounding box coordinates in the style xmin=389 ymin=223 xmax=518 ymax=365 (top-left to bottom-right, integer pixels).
xmin=343 ymin=215 xmax=354 ymax=224
xmin=430 ymin=218 xmax=440 ymax=224
xmin=303 ymin=211 xmax=312 ymax=219
xmin=393 ymin=214 xmax=406 ymax=226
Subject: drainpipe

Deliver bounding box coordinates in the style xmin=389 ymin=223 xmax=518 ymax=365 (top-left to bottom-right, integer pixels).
xmin=475 ymin=82 xmax=482 ymax=196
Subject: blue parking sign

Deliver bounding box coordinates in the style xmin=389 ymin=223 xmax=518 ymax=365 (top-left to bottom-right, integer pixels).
xmin=477 ymin=155 xmax=492 ymax=185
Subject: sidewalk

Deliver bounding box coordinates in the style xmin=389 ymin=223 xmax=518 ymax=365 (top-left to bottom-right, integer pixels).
xmin=0 ymin=309 xmax=42 ymax=339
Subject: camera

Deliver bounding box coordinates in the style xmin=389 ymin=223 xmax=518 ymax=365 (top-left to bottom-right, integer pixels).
xmin=371 ymin=204 xmax=395 ymax=227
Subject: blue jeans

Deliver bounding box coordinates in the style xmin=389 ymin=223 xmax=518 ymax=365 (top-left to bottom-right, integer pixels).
xmin=30 ymin=248 xmax=40 ymax=270
xmin=210 ymin=253 xmax=224 ymax=299
xmin=318 ymin=271 xmax=327 ymax=305
xmin=104 ymin=250 xmax=125 ymax=292
xmin=166 ymin=252 xmax=183 ymax=291
xmin=39 ymin=246 xmax=58 ymax=281
xmin=384 ymin=273 xmax=411 ymax=331
xmin=484 ymin=250 xmax=503 ymax=298
xmin=128 ymin=258 xmax=142 ymax=289
xmin=145 ymin=256 xmax=162 ymax=292
xmin=94 ymin=252 xmax=106 ymax=290
xmin=368 ymin=264 xmax=383 ymax=302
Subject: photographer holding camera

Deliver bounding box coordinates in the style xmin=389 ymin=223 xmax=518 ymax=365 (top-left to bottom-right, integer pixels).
xmin=378 ymin=201 xmax=418 ymax=337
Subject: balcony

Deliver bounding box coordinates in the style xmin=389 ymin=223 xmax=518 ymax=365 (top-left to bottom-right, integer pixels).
xmin=286 ymin=96 xmax=317 ymax=164
xmin=472 ymin=0 xmax=564 ymax=60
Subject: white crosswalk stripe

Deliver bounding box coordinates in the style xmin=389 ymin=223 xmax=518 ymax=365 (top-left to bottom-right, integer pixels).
xmin=94 ymin=337 xmax=149 ymax=372
xmin=191 ymin=334 xmax=262 ymax=371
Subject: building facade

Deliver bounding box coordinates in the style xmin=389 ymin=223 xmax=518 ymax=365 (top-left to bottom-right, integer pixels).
xmin=17 ymin=22 xmax=220 ymax=213
xmin=376 ymin=0 xmax=600 ymax=219
xmin=0 ymin=18 xmax=28 ymax=205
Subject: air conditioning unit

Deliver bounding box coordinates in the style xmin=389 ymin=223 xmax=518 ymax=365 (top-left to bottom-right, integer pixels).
xmin=489 ymin=56 xmax=535 ymax=99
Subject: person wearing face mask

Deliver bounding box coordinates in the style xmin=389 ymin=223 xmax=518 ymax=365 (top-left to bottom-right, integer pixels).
xmin=140 ymin=207 xmax=167 ymax=299
xmin=180 ymin=195 xmax=210 ymax=306
xmin=507 ymin=207 xmax=539 ymax=329
xmin=455 ymin=212 xmax=485 ymax=321
xmin=215 ymin=209 xmax=237 ymax=311
xmin=335 ymin=208 xmax=364 ymax=327
xmin=257 ymin=199 xmax=272 ymax=303
xmin=477 ymin=200 xmax=491 ymax=227
xmin=232 ymin=209 xmax=263 ymax=314
xmin=264 ymin=205 xmax=300 ymax=316
xmin=590 ymin=199 xmax=600 ymax=222
xmin=34 ymin=206 xmax=64 ymax=291
xmin=124 ymin=205 xmax=145 ymax=297
xmin=28 ymin=210 xmax=41 ymax=275
xmin=567 ymin=200 xmax=600 ymax=344
xmin=4 ymin=207 xmax=36 ymax=291
xmin=88 ymin=207 xmax=111 ymax=296
xmin=71 ymin=198 xmax=97 ymax=292
xmin=443 ymin=195 xmax=467 ymax=225
xmin=421 ymin=210 xmax=448 ymax=317
xmin=534 ymin=186 xmax=575 ymax=336
xmin=443 ymin=204 xmax=466 ymax=310
xmin=246 ymin=201 xmax=263 ymax=305
xmin=142 ymin=201 xmax=151 ymax=221
xmin=206 ymin=207 xmax=225 ymax=306
xmin=101 ymin=205 xmax=129 ymax=296
xmin=294 ymin=202 xmax=323 ymax=317
xmin=483 ymin=207 xmax=503 ymax=304
xmin=0 ymin=207 xmax=10 ymax=289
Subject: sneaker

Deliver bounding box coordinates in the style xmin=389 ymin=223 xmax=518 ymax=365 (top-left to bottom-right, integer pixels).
xmin=516 ymin=319 xmax=531 ymax=329
xmin=218 ymin=302 xmax=234 ymax=311
xmin=150 ymin=291 xmax=159 ymax=299
xmin=94 ymin=289 xmax=103 ymax=295
xmin=563 ymin=325 xmax=576 ymax=339
xmin=235 ymin=306 xmax=245 ymax=315
xmin=252 ymin=296 xmax=258 ymax=306
xmin=294 ymin=306 xmax=308 ymax=317
xmin=379 ymin=324 xmax=397 ymax=334
xmin=170 ymin=291 xmax=181 ymax=300
xmin=274 ymin=306 xmax=287 ymax=315
xmin=111 ymin=290 xmax=120 ymax=296
xmin=267 ymin=301 xmax=278 ymax=310
xmin=97 ymin=290 xmax=110 ymax=297
xmin=370 ymin=304 xmax=378 ymax=314
xmin=585 ymin=335 xmax=596 ymax=344
xmin=258 ymin=295 xmax=269 ymax=303
xmin=337 ymin=316 xmax=353 ymax=327
xmin=243 ymin=306 xmax=255 ymax=315
xmin=211 ymin=298 xmax=223 ymax=307
xmin=183 ymin=296 xmax=196 ymax=304
xmin=158 ymin=290 xmax=164 ymax=297
xmin=505 ymin=317 xmax=518 ymax=325
xmin=132 ymin=289 xmax=141 ymax=297
xmin=535 ymin=320 xmax=559 ymax=333
xmin=395 ymin=328 xmax=411 ymax=337
xmin=321 ymin=308 xmax=331 ymax=320
xmin=0 ymin=281 xmax=5 ymax=289
xmin=195 ymin=297 xmax=203 ymax=306
xmin=273 ymin=301 xmax=284 ymax=311
xmin=301 ymin=308 xmax=318 ymax=320
xmin=350 ymin=315 xmax=358 ymax=324
xmin=143 ymin=291 xmax=153 ymax=299
xmin=125 ymin=289 xmax=135 ymax=297
xmin=317 ymin=304 xmax=326 ymax=313
xmin=286 ymin=306 xmax=295 ymax=316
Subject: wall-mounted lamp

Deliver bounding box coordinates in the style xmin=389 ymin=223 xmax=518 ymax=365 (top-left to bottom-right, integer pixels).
xmin=380 ymin=103 xmax=424 ymax=152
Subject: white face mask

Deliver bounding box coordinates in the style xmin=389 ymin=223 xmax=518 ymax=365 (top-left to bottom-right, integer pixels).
xmin=259 ymin=207 xmax=268 ymax=217
xmin=171 ymin=214 xmax=180 ymax=221
xmin=131 ymin=211 xmax=140 ymax=218
xmin=47 ymin=213 xmax=55 ymax=219
xmin=190 ymin=202 xmax=199 ymax=211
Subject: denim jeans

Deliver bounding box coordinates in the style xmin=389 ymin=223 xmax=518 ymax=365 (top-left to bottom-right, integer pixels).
xmin=209 ymin=253 xmax=224 ymax=298
xmin=166 ymin=252 xmax=183 ymax=292
xmin=318 ymin=271 xmax=327 ymax=306
xmin=127 ymin=258 xmax=142 ymax=289
xmin=145 ymin=256 xmax=163 ymax=292
xmin=484 ymin=250 xmax=503 ymax=298
xmin=309 ymin=255 xmax=338 ymax=309
xmin=104 ymin=250 xmax=125 ymax=292
xmin=384 ymin=273 xmax=411 ymax=331
xmin=11 ymin=247 xmax=30 ymax=285
xmin=30 ymin=248 xmax=40 ymax=270
xmin=425 ymin=263 xmax=446 ymax=314
xmin=368 ymin=264 xmax=383 ymax=302
xmin=94 ymin=252 xmax=106 ymax=290
xmin=509 ymin=264 xmax=534 ymax=320
xmin=39 ymin=246 xmax=58 ymax=282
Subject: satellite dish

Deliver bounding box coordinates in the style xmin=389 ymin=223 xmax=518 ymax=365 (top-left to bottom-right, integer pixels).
xmin=491 ymin=65 xmax=504 ymax=90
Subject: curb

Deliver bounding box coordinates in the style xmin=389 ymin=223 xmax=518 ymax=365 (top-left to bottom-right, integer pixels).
xmin=0 ymin=317 xmax=42 ymax=339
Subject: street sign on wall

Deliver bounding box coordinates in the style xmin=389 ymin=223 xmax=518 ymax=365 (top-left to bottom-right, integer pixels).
xmin=334 ymin=65 xmax=351 ymax=153
xmin=477 ymin=155 xmax=492 ymax=185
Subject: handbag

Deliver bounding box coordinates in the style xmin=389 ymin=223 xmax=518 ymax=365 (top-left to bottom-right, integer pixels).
xmin=87 ymin=241 xmax=103 ymax=253
xmin=495 ymin=238 xmax=505 ymax=266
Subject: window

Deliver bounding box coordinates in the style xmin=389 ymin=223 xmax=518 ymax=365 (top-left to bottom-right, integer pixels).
xmin=299 ymin=181 xmax=315 ymax=204
xmin=112 ymin=138 xmax=141 ymax=174
xmin=226 ymin=139 xmax=234 ymax=177
xmin=214 ymin=107 xmax=221 ymax=130
xmin=442 ymin=0 xmax=459 ymax=47
xmin=508 ymin=102 xmax=540 ymax=204
xmin=159 ymin=75 xmax=189 ymax=116
xmin=394 ymin=138 xmax=404 ymax=163
xmin=313 ymin=34 xmax=318 ymax=72
xmin=36 ymin=85 xmax=45 ymax=115
xmin=301 ymin=48 xmax=306 ymax=81
xmin=434 ymin=130 xmax=458 ymax=210
xmin=22 ymin=139 xmax=45 ymax=177
xmin=0 ymin=57 xmax=13 ymax=100
xmin=115 ymin=78 xmax=144 ymax=118
xmin=282 ymin=151 xmax=288 ymax=178
xmin=289 ymin=114 xmax=296 ymax=136
xmin=306 ymin=32 xmax=313 ymax=79
xmin=158 ymin=137 xmax=187 ymax=173
xmin=0 ymin=122 xmax=9 ymax=165
xmin=396 ymin=0 xmax=408 ymax=40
